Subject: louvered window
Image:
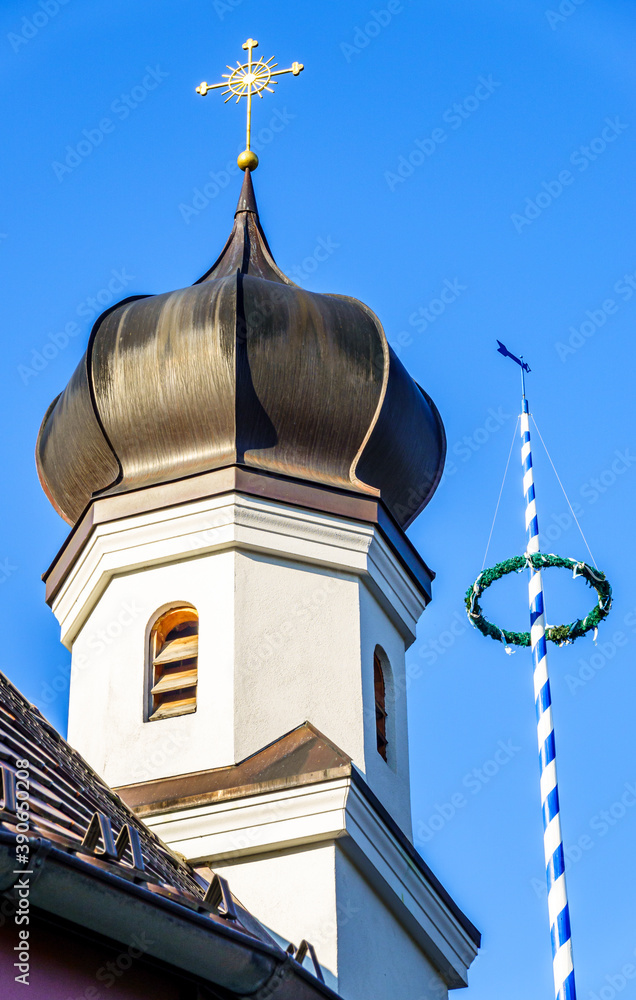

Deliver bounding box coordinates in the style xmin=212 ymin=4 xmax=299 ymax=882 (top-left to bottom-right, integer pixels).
xmin=374 ymin=651 xmax=388 ymax=761
xmin=149 ymin=606 xmax=198 ymax=721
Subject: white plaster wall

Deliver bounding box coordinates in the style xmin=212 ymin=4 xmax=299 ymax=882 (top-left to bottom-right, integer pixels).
xmin=67 ymin=550 xmax=236 ymax=787
xmin=358 ymin=585 xmax=413 ymax=837
xmin=67 ymin=542 xmax=417 ymax=825
xmin=231 ymin=552 xmax=415 ymax=830
xmin=213 ymin=842 xmax=448 ymax=1000
xmin=213 ymin=844 xmax=339 ymax=993
xmin=232 ymin=552 xmax=366 ymax=765
xmin=335 ymin=850 xmax=447 ymax=1000
xmin=62 ymin=498 xmax=421 ymax=828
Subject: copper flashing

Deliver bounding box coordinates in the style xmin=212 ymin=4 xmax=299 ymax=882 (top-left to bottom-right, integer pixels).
xmin=115 ymin=721 xmax=481 ymax=949
xmin=115 ymin=722 xmax=352 ymax=817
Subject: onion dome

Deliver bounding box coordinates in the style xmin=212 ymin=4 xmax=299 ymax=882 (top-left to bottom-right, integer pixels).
xmin=36 ymin=172 xmax=446 ymax=529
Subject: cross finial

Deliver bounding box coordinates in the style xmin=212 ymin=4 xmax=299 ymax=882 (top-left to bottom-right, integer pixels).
xmin=196 ymin=38 xmax=304 ymax=171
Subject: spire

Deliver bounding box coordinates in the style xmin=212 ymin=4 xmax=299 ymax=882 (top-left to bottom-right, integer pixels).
xmin=235 ymin=167 xmax=259 ymax=215
xmin=198 ymin=170 xmax=290 ymax=284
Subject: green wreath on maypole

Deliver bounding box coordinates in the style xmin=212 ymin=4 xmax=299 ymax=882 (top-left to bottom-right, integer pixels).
xmin=465 ymin=553 xmax=612 ymax=648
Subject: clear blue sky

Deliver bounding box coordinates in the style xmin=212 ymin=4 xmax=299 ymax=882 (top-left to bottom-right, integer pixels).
xmin=2 ymin=0 xmax=635 ymax=996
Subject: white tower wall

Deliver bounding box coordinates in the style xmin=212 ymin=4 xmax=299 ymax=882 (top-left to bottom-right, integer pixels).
xmin=56 ymin=493 xmax=424 ymax=833
xmin=50 ymin=489 xmax=478 ymax=996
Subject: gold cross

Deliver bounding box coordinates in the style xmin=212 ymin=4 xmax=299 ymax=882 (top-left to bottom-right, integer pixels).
xmin=196 ymin=38 xmax=304 ymax=171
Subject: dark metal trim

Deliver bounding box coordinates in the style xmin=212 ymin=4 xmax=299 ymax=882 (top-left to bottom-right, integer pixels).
xmin=81 ymin=811 xmax=118 ymax=859
xmin=292 ymin=941 xmax=324 ymax=984
xmin=0 ymin=765 xmax=16 ymax=814
xmin=204 ymin=874 xmax=239 ymax=921
xmin=115 ymin=823 xmax=145 ymax=871
xmin=349 ymin=768 xmax=481 ymax=947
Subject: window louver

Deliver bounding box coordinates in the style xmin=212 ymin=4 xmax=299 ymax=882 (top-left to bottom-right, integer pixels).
xmin=374 ymin=651 xmax=388 ymax=761
xmin=149 ymin=606 xmax=198 ymax=721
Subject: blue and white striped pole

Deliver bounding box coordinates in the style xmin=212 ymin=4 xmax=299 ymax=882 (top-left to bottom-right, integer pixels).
xmin=521 ymin=390 xmax=576 ymax=1000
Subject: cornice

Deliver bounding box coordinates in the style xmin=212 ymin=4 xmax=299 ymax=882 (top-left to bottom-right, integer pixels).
xmin=50 ymin=493 xmax=429 ymax=647
xmin=141 ymin=774 xmax=479 ymax=988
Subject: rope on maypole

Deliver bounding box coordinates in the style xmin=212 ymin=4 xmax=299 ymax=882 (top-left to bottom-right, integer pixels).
xmin=465 ymin=341 xmax=614 ymax=1000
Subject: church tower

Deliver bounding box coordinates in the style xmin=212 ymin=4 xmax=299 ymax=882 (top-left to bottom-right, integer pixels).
xmin=37 ymin=168 xmax=479 ymax=997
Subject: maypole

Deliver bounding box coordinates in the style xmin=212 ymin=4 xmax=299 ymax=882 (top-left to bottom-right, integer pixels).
xmin=521 ymin=380 xmax=575 ymax=1000
xmin=465 ymin=342 xmax=613 ymax=999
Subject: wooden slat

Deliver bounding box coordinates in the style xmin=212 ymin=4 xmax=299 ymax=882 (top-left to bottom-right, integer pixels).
xmin=149 ymin=700 xmax=197 ymax=722
xmin=153 ymin=634 xmax=198 ymax=665
xmin=151 ymin=669 xmax=198 ymax=696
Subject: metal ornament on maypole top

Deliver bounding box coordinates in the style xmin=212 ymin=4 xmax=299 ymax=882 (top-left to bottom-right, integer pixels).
xmin=465 ymin=342 xmax=613 ymax=1000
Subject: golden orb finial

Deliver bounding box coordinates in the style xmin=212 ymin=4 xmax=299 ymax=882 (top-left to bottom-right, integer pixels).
xmin=196 ymin=38 xmax=304 ymax=171
xmin=237 ymin=149 xmax=259 ymax=172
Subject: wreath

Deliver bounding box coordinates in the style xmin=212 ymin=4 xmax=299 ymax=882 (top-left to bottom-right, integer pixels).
xmin=465 ymin=553 xmax=612 ymax=648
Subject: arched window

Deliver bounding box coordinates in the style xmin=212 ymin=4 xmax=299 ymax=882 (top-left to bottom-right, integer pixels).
xmin=148 ymin=606 xmax=198 ymax=721
xmin=374 ymin=650 xmax=388 ymax=761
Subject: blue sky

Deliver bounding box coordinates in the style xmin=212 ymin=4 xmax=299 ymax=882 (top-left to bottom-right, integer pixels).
xmin=2 ymin=0 xmax=635 ymax=996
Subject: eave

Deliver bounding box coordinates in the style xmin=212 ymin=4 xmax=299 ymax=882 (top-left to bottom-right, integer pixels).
xmin=0 ymin=831 xmax=341 ymax=1000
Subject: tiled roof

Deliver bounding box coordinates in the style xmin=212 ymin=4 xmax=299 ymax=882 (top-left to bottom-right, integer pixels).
xmin=0 ymin=671 xmax=200 ymax=889
xmin=0 ymin=670 xmax=275 ymax=946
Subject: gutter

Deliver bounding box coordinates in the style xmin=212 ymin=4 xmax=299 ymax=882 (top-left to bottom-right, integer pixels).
xmin=0 ymin=832 xmax=341 ymax=1000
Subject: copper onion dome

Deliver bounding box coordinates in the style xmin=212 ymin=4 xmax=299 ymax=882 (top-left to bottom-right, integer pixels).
xmin=36 ymin=172 xmax=446 ymax=529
